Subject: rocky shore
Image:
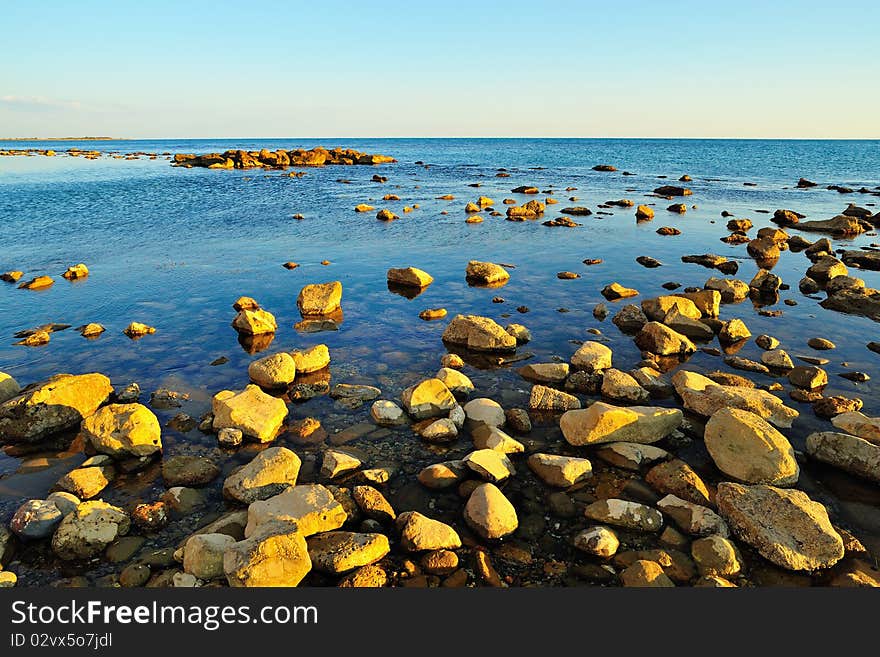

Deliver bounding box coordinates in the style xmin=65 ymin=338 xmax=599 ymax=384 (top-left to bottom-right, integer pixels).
xmin=2 ymin=155 xmax=880 ymax=589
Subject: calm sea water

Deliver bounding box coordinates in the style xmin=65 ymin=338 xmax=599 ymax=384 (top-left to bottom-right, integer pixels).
xmin=1 ymin=138 xmax=879 ymax=583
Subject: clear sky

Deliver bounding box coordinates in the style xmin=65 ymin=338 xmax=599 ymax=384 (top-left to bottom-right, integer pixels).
xmin=2 ymin=0 xmax=878 ymax=138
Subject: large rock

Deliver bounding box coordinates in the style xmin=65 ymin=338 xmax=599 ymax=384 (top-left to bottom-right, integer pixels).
xmin=370 ymin=400 xmax=408 ymax=427
xmin=716 ymin=482 xmax=844 ymax=571
xmin=212 ymin=385 xmax=288 ymax=443
xmin=183 ymin=533 xmax=237 ymax=580
xmin=675 ymin=290 xmax=721 ymax=317
xmin=464 ymin=483 xmax=518 ymax=539
xmin=571 ymin=342 xmax=612 ymax=372
xmin=560 ymin=402 xmax=682 ymax=446
xmin=248 ymin=353 xmax=297 ymax=389
xmin=601 ymin=369 xmax=649 ymax=403
xmin=634 ymin=322 xmax=696 ymax=356
xmin=704 ymin=408 xmax=799 ymax=485
xmin=831 ymin=411 xmax=880 ymax=444
xmin=642 ymin=296 xmax=701 ymax=322
xmin=245 ymin=484 xmax=347 ymax=537
xmin=442 ymin=315 xmax=517 ymax=352
xmin=463 ymin=398 xmax=506 ymax=429
xmin=223 ymin=521 xmax=311 ymax=587
xmin=56 ymin=466 xmax=114 ymax=499
xmin=465 ymin=261 xmax=510 ymax=286
xmin=0 ymin=372 xmax=20 ymax=404
xmin=297 ymin=281 xmax=342 ymax=315
xmin=223 ymin=447 xmax=301 ymax=504
xmin=0 ymin=373 xmax=112 ymax=443
xmin=671 ymin=370 xmax=798 ymax=428
xmin=805 ymin=432 xmax=880 ymax=482
xmin=529 ymin=385 xmax=581 ymax=411
xmin=232 ymin=308 xmax=277 ymax=335
xmin=584 ymin=499 xmax=663 ymax=532
xmin=307 ymin=531 xmax=390 ymax=573
xmin=401 ymin=378 xmax=457 ymax=420
xmin=463 ymin=449 xmax=516 ymax=482
xmin=797 ymin=215 xmax=869 ymax=236
xmin=81 ymin=403 xmax=162 ymax=458
xmin=290 ymin=344 xmax=330 ymax=373
xmin=10 ymin=499 xmax=64 ymax=539
xmin=51 ymin=501 xmax=130 ymax=560
xmin=656 ymin=495 xmax=729 ymax=537
xmin=527 ymin=453 xmax=592 ymax=487
xmin=518 ymin=363 xmax=569 ymax=384
xmin=387 ymin=267 xmax=434 ymax=288
xmin=645 ymin=460 xmax=712 ymax=506
xmin=397 ymin=511 xmax=462 ymax=551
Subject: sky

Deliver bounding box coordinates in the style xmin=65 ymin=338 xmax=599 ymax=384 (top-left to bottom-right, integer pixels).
xmin=1 ymin=0 xmax=878 ymax=139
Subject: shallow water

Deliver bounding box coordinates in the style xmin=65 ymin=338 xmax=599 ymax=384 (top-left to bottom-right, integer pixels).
xmin=1 ymin=138 xmax=879 ymax=584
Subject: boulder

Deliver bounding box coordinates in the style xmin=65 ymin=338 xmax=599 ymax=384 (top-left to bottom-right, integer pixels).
xmin=463 ymin=449 xmax=516 ymax=483
xmin=183 ymin=533 xmax=237 ymax=580
xmin=248 ymin=353 xmax=297 ymax=388
xmin=321 ymin=450 xmax=362 ymax=478
xmin=704 ymin=277 xmax=749 ymax=303
xmin=442 ymin=315 xmax=517 ymax=352
xmin=612 ymin=304 xmax=648 ymax=332
xmin=212 ymin=385 xmax=288 ymax=443
xmin=56 ymin=466 xmax=114 ymax=499
xmin=691 ymin=535 xmax=742 ymax=577
xmin=307 ymin=532 xmax=390 ymax=573
xmin=704 ymin=408 xmax=799 ymax=485
xmin=370 ymin=400 xmax=408 ymax=427
xmin=464 ymin=483 xmax=518 ymax=539
xmin=656 ymin=495 xmax=728 ymax=537
xmin=387 ymin=267 xmax=434 ymax=287
xmin=518 ymin=363 xmax=570 ymax=384
xmin=634 ymin=322 xmax=696 ymax=355
xmin=51 ymin=501 xmax=130 ymax=560
xmin=465 ymin=261 xmax=509 ymax=285
xmin=645 ymin=460 xmax=712 ymax=506
xmin=830 ymin=411 xmax=880 ymax=444
xmin=716 ymin=482 xmax=843 ymax=571
xmin=560 ymin=402 xmax=682 ymax=446
xmin=401 ymin=378 xmax=457 ymax=420
xmin=232 ymin=308 xmax=277 ymax=335
xmin=571 ymin=341 xmax=613 ymax=372
xmin=290 ymin=344 xmax=330 ymax=373
xmin=0 ymin=373 xmax=112 ymax=443
xmin=435 ymin=368 xmax=475 ymax=395
xmin=788 ymin=366 xmax=828 ymax=390
xmin=601 ymin=369 xmax=649 ymax=404
xmin=81 ymin=403 xmax=162 ymax=458
xmin=675 ymin=290 xmax=721 ymax=317
xmin=805 ymin=432 xmax=880 ymax=482
xmin=642 ymin=296 xmax=701 ymax=322
xmin=527 ymin=453 xmax=593 ymax=487
xmin=583 ymin=499 xmax=663 ymax=532
xmin=10 ymin=499 xmax=64 ymax=539
xmin=223 ymin=521 xmax=311 ymax=587
xmin=245 ymin=484 xmax=347 ymax=537
xmin=0 ymin=372 xmax=20 ymax=404
xmin=529 ymin=385 xmax=581 ymax=411
xmin=397 ymin=511 xmax=462 ymax=551
xmin=463 ymin=398 xmax=506 ymax=428
xmin=222 ymin=447 xmax=301 ymax=504
xmin=297 ymin=281 xmax=342 ymax=315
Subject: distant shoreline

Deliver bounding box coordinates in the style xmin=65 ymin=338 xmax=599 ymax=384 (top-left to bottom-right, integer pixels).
xmin=0 ymin=137 xmax=121 ymax=141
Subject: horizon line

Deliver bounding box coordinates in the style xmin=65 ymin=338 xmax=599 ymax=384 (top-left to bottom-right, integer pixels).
xmin=3 ymin=135 xmax=880 ymax=142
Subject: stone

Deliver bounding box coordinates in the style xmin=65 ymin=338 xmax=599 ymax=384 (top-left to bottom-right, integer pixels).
xmin=583 ymin=499 xmax=663 ymax=532
xmin=831 ymin=411 xmax=880 ymax=444
xmin=601 ymin=369 xmax=649 ymax=403
xmin=601 ymin=283 xmax=639 ymax=300
xmin=224 ymin=521 xmax=311 ymax=587
xmin=671 ymin=370 xmax=799 ymax=428
xmin=472 ymin=427 xmax=523 ymax=453
xmin=421 ymin=549 xmax=459 ymax=575
xmin=212 ymin=385 xmax=288 ymax=443
xmin=788 ymin=366 xmax=828 ymax=390
xmin=464 ymin=483 xmax=518 ymax=540
xmin=232 ymin=308 xmax=277 ymax=335
xmin=0 ymin=572 xmax=16 ymax=587
xmin=245 ymin=484 xmax=347 ymax=537
xmin=594 ymin=442 xmax=670 ymax=470
xmin=463 ymin=449 xmax=515 ymax=483
xmin=518 ymin=363 xmax=570 ymax=384
xmin=297 ymin=281 xmax=342 ymax=316
xmin=642 ymin=296 xmax=701 ymax=322
xmin=527 ymin=453 xmax=592 ymax=487
xmin=387 ymin=267 xmax=434 ymax=287
xmin=223 ymin=447 xmax=301 ymax=504
xmin=218 ymin=427 xmax=243 ymax=447
xmin=0 ymin=373 xmax=112 ymax=443
xmin=634 ymin=322 xmax=696 ymax=355
xmin=657 ymin=495 xmax=729 ymax=537
xmin=504 ymin=408 xmax=531 ymax=433
xmin=716 ymin=483 xmax=843 ymax=571
xmin=805 ymin=432 xmax=880 ymax=482
xmin=621 ymin=560 xmax=675 ymax=587
xmin=10 ymin=499 xmax=63 ymax=539
xmin=440 ymin=354 xmax=464 ymax=369
xmin=183 ymin=533 xmax=237 ymax=580
xmin=465 ymin=261 xmax=510 ymax=285
xmin=289 ymin=344 xmax=330 ymax=374
xmin=571 ymin=341 xmax=613 ymax=372
xmin=762 ymin=349 xmax=794 ymax=370
xmin=51 ymin=501 xmax=130 ymax=560
xmin=417 ymin=418 xmax=458 ymax=443
xmin=18 ymin=275 xmax=54 ymax=290
xmin=691 ymin=535 xmax=742 ymax=577
xmin=676 ymin=290 xmax=721 ymax=317
xmin=81 ymin=403 xmax=162 ymax=458
xmin=435 ymin=368 xmax=474 ymax=395
xmin=401 ymin=378 xmax=457 ymax=420
xmin=573 ymin=526 xmax=619 ymax=557
xmin=308 ymin=531 xmax=390 ymax=573
xmin=0 ymin=372 xmax=20 ymax=404
xmin=162 ymin=456 xmax=220 ymax=487
xmin=46 ymin=492 xmax=79 ymax=516
xmin=704 ymin=277 xmax=750 ymax=303
xmin=463 ymin=398 xmax=506 ymax=429
xmin=645 ymin=460 xmax=712 ymax=506
xmin=560 ymin=402 xmax=682 ymax=446
xmin=247 ymin=353 xmax=296 ymax=389
xmin=719 ymin=319 xmax=751 ymax=344
xmin=442 ymin=315 xmax=517 ymax=352
xmin=529 ymin=385 xmax=581 ymax=411
xmin=635 ymin=205 xmax=655 ymax=220
xmin=418 ymin=461 xmax=467 ymax=489
xmin=663 ymin=311 xmax=714 ymax=341
xmin=505 ymin=323 xmax=531 ymax=344
xmin=321 ymin=450 xmax=362 ymax=478
xmin=397 ymin=511 xmax=462 ymax=551
xmin=352 ymin=486 xmax=396 ymax=523
xmin=56 ymin=466 xmax=113 ymax=499
xmin=611 ymin=304 xmax=648 ymax=332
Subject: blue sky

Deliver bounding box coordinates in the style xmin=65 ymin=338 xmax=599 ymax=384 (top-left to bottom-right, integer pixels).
xmin=1 ymin=0 xmax=878 ymax=138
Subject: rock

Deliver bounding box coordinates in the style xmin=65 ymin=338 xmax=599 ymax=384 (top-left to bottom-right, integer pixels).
xmin=560 ymin=402 xmax=682 ymax=446
xmin=352 ymin=486 xmax=396 ymax=523
xmin=601 ymin=369 xmax=649 ymax=404
xmin=387 ymin=267 xmax=434 ymax=287
xmin=527 ymin=453 xmax=592 ymax=487
xmin=808 ymin=256 xmax=848 ymax=282
xmin=339 ymin=564 xmax=388 ymax=587
xmin=676 ymin=290 xmax=721 ymax=317
xmin=601 ymin=283 xmax=639 ymax=300
xmin=465 ymin=261 xmax=510 ymax=286
xmin=762 ymin=349 xmax=794 ymax=370
xmin=813 ymin=395 xmax=862 ymax=418
xmin=463 ymin=398 xmax=506 ymax=429
xmin=645 ymin=460 xmax=712 ymax=506
xmin=212 ymin=385 xmax=288 ymax=443
xmin=0 ymin=572 xmax=17 ymax=587
xmin=463 ymin=449 xmax=515 ymax=483
xmin=642 ymin=296 xmax=701 ymax=321
xmin=807 ymin=337 xmax=836 ymax=350
xmin=805 ymin=432 xmax=880 ymax=482
xmin=634 ymin=322 xmax=696 ymax=355
xmin=131 ymin=502 xmax=168 ymax=531
xmin=505 ymin=408 xmax=531 ymax=433
xmin=573 ymin=526 xmax=619 ymax=557
xmin=0 ymin=271 xmax=23 ymax=283
xmin=370 ymin=400 xmax=407 ymax=427
xmin=704 ymin=408 xmax=799 ymax=485
xmin=799 ymin=277 xmax=821 ymax=294
xmin=583 ymin=499 xmax=663 ymax=532
xmin=612 ymin=304 xmax=648 ymax=332
xmin=321 ymin=450 xmax=362 ymax=478
xmin=442 ymin=314 xmax=517 ymax=352
xmin=297 ymin=281 xmax=342 ymax=315
xmin=621 ymin=560 xmax=675 ymax=587
xmin=51 ymin=501 xmax=130 ymax=560
xmin=245 ymin=484 xmax=347 ymax=537
xmin=0 ymin=372 xmax=20 ymax=404
xmin=518 ymin=363 xmax=569 ymax=384
xmin=289 ymin=344 xmax=330 ymax=374
xmin=401 ymin=378 xmax=457 ymax=419
xmin=162 ymin=456 xmax=220 ymax=487
xmin=657 ymin=495 xmax=729 ymax=537
xmin=788 ymin=365 xmax=828 ymax=389
xmin=307 ymin=531 xmax=390 ymax=573
xmin=10 ymin=499 xmax=63 ymax=539
xmin=635 ymin=205 xmax=655 ymax=220
xmin=671 ymin=370 xmax=799 ymax=428
xmin=421 ymin=549 xmax=459 ymax=575
xmin=464 ymin=483 xmax=518 ymax=540
xmin=704 ymin=277 xmax=750 ymax=303
xmin=223 ymin=521 xmax=311 ymax=587
xmin=654 ymin=185 xmax=691 ymax=196
xmin=529 ymin=385 xmax=581 ymax=411
xmin=232 ymin=308 xmax=277 ymax=335
xmin=0 ymin=373 xmax=112 ymax=443
xmin=594 ymin=442 xmax=670 ymax=471
xmin=716 ymin=482 xmax=843 ymax=571
xmin=18 ymin=275 xmax=54 ymax=290
xmin=223 ymin=447 xmax=301 ymax=504
xmin=418 ymin=461 xmax=467 ymax=489
xmin=691 ymin=535 xmax=742 ymax=577
xmin=663 ymin=311 xmax=714 ymax=341
xmin=183 ymin=534 xmax=237 ymax=580
xmin=397 ymin=511 xmax=462 ymax=551
xmin=435 ymin=368 xmax=474 ymax=395
xmin=831 ymin=411 xmax=880 ymax=444
xmin=81 ymin=403 xmax=162 ymax=458
xmin=46 ymin=491 xmax=79 ymax=516
xmin=56 ymin=466 xmax=114 ymax=499
xmin=62 ymin=263 xmax=89 ymax=280
xmin=571 ymin=341 xmax=613 ymax=372
xmin=505 ymin=323 xmax=531 ymax=343
xmin=798 ymin=215 xmax=869 ymax=236
xmin=719 ymin=319 xmax=751 ymax=344
xmin=218 ymin=427 xmax=243 ymax=447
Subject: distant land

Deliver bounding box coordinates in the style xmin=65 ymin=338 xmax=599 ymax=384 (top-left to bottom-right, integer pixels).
xmin=1 ymin=136 xmax=120 ymax=141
